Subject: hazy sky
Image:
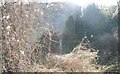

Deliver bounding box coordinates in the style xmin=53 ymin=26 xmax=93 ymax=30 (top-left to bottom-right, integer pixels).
xmin=34 ymin=0 xmax=118 ymax=6
xmin=1 ymin=0 xmax=118 ymax=6
xmin=68 ymin=0 xmax=118 ymax=6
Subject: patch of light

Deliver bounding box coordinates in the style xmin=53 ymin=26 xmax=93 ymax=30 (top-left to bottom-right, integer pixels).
xmin=68 ymin=0 xmax=91 ymax=7
xmin=6 ymin=26 xmax=10 ymax=29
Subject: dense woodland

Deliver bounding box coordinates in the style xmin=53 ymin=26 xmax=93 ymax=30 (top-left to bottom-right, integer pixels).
xmin=0 ymin=1 xmax=119 ymax=72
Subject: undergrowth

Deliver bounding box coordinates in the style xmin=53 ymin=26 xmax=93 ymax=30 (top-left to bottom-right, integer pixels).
xmin=0 ymin=1 xmax=119 ymax=72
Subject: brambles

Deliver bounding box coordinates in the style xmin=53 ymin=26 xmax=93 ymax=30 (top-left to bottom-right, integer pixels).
xmin=1 ymin=1 xmax=45 ymax=71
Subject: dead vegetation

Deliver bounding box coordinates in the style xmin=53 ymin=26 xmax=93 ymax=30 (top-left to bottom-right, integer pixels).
xmin=0 ymin=1 xmax=118 ymax=72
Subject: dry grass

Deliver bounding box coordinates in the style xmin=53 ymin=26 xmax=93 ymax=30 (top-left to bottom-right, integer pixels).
xmin=12 ymin=41 xmax=105 ymax=72
xmin=43 ymin=42 xmax=101 ymax=72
